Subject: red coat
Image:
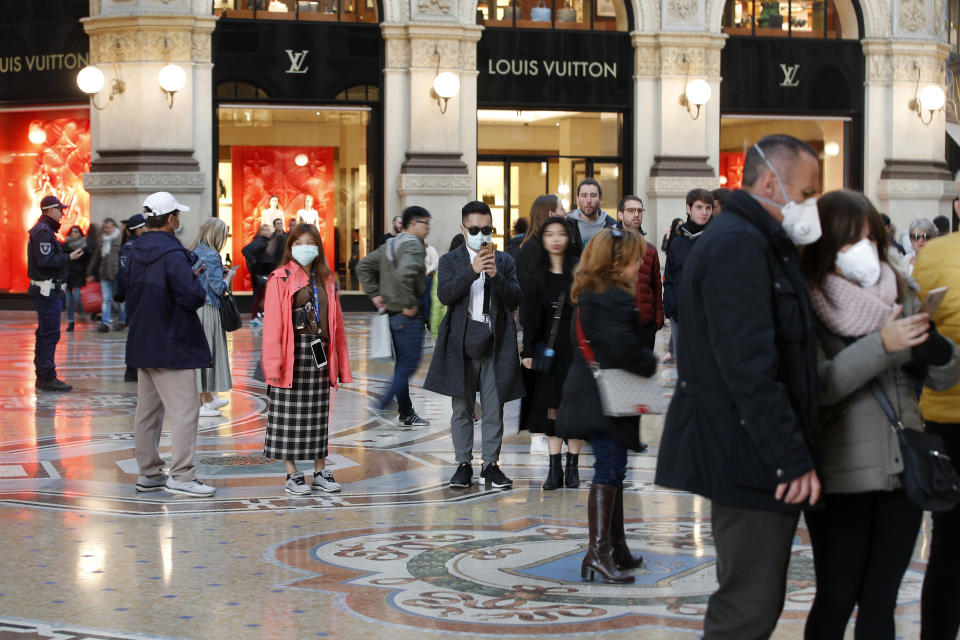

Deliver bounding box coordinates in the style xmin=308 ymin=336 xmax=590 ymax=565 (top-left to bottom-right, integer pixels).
xmin=262 ymin=262 xmax=353 ymax=389
xmin=634 ymin=243 xmax=663 ymax=328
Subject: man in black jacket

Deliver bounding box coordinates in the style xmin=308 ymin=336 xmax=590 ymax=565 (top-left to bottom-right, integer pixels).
xmin=656 ymin=135 xmax=822 ymax=639
xmin=242 ymin=224 xmax=274 ymax=324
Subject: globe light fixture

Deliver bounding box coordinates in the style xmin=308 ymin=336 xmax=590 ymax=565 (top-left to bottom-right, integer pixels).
xmin=158 ymin=64 xmax=186 ymax=109
xmin=76 ymin=65 xmax=124 ymax=111
xmin=294 ymin=153 xmax=309 ymax=167
xmin=677 ymin=56 xmax=711 ymax=121
xmin=908 ymin=63 xmax=946 ymax=125
xmin=28 ymin=124 xmax=46 ymax=145
xmin=430 ymin=46 xmax=460 ymax=114
xmin=824 ymin=141 xmax=840 ymax=157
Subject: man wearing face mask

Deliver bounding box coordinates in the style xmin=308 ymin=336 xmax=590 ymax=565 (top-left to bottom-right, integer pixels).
xmin=126 ymin=192 xmax=215 ymax=498
xmin=425 ymin=200 xmax=523 ymax=489
xmin=656 ymin=135 xmax=822 ymax=639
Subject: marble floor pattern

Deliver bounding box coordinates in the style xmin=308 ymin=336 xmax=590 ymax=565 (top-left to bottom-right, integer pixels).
xmin=0 ymin=310 xmax=931 ymax=640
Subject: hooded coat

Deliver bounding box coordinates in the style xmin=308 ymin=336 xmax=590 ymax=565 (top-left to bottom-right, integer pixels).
xmin=356 ymin=231 xmax=427 ymax=312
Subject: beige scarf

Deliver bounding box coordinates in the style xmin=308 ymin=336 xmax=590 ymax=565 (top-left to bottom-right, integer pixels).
xmin=808 ymin=262 xmax=899 ymax=337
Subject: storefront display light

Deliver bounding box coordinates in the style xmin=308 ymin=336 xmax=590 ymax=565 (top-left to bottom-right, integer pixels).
xmin=824 ymin=141 xmax=840 ymax=157
xmin=77 ymin=65 xmax=125 ymax=111
xmin=159 ymin=64 xmax=187 ymax=109
xmin=908 ymin=63 xmax=945 ymax=125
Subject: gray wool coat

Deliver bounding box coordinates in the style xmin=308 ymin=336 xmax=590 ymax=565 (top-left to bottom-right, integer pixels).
xmin=423 ymin=244 xmax=525 ymax=403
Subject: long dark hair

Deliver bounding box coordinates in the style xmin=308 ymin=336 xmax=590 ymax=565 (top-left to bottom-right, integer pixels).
xmin=530 ymin=216 xmax=577 ymax=293
xmin=801 ymin=190 xmax=889 ymax=292
xmin=280 ymin=223 xmax=332 ymax=283
xmin=521 ymin=194 xmax=561 ymax=247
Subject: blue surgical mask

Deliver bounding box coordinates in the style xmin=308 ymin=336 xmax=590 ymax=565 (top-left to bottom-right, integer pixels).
xmin=291 ymin=245 xmax=319 ymax=266
xmin=466 ymin=232 xmax=491 ymax=251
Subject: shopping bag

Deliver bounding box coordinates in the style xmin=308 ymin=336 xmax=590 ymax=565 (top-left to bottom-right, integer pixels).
xmin=81 ymin=282 xmax=102 ymax=313
xmin=369 ymin=311 xmax=394 ymax=360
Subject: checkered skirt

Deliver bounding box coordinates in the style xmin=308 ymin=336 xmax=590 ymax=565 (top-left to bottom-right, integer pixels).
xmin=264 ymin=334 xmax=330 ymax=460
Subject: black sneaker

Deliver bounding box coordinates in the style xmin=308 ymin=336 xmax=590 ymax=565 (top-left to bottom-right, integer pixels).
xmin=400 ymin=412 xmax=430 ymax=427
xmin=449 ymin=462 xmax=473 ymax=488
xmin=480 ymin=463 xmax=513 ymax=488
xmin=36 ymin=378 xmax=72 ymax=392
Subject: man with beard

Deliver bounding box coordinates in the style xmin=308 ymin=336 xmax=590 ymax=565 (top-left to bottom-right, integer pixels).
xmin=566 ymin=178 xmax=616 ymax=254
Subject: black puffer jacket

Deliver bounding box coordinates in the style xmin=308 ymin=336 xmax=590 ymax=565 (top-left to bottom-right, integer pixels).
xmin=655 ymin=190 xmax=819 ymax=512
xmin=555 ymin=286 xmax=658 ymax=448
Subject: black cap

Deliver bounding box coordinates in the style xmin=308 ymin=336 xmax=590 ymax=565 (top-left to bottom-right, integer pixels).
xmin=40 ymin=195 xmax=64 ymax=210
xmin=123 ymin=214 xmax=146 ymax=230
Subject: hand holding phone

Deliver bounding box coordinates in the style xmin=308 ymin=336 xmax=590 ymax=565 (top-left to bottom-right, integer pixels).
xmin=922 ymin=287 xmax=948 ymax=317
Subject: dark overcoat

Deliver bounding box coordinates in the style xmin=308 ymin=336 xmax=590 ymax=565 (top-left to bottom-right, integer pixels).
xmin=654 ymin=189 xmax=819 ymax=512
xmin=423 ymin=244 xmax=524 ymax=404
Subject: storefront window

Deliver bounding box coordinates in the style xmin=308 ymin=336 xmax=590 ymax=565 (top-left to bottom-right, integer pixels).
xmin=213 ymin=0 xmax=378 ymax=23
xmin=217 ymin=105 xmax=373 ymax=291
xmin=722 ymin=0 xmax=844 ymax=38
xmin=476 ymin=0 xmax=628 ymax=31
xmin=0 ymin=106 xmax=91 ymax=292
xmin=720 ymin=115 xmax=847 ymax=191
xmin=478 ymin=110 xmax=622 ymax=243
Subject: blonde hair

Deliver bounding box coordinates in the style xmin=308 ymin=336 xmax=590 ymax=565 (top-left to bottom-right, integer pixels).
xmin=189 ymin=218 xmax=228 ymax=252
xmin=570 ymin=228 xmax=646 ymax=303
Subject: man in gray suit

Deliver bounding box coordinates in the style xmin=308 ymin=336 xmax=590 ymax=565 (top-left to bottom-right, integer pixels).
xmin=424 ymin=201 xmax=524 ymax=489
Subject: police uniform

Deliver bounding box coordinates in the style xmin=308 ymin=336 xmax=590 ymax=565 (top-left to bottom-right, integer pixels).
xmin=28 ymin=196 xmax=71 ymax=391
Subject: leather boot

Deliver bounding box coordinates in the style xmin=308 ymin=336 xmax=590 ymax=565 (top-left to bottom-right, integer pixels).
xmin=611 ymin=486 xmax=643 ymax=570
xmin=564 ymin=452 xmax=580 ymax=488
xmin=66 ymin=322 xmax=74 ymax=332
xmin=542 ymin=453 xmax=563 ymax=490
xmin=581 ymin=483 xmax=634 ymax=583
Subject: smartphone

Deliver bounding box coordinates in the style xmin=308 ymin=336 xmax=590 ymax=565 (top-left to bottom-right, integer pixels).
xmin=922 ymin=287 xmax=948 ymax=317
xmin=310 ymin=338 xmax=328 ymax=369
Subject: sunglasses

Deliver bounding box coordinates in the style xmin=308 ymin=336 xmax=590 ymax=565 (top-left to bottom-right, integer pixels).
xmin=465 ymin=225 xmax=494 ymax=236
xmin=911 ymin=233 xmax=935 ymax=241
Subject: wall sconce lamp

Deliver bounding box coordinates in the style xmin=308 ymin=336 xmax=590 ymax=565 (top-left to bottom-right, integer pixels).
xmin=677 ymin=54 xmax=711 ymax=121
xmin=430 ymin=46 xmax=460 ymax=114
xmin=908 ymin=63 xmax=945 ymax=125
xmin=76 ymin=65 xmax=125 ymax=111
xmin=158 ymin=64 xmax=186 ymax=109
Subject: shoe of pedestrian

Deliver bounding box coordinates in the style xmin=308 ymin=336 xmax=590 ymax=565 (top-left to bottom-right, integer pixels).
xmin=480 ymin=463 xmax=513 ymax=488
xmin=449 ymin=462 xmax=473 ymax=488
xmin=400 ymin=412 xmax=430 ymax=427
xmin=564 ymin=452 xmax=581 ymax=488
xmin=199 ymin=403 xmax=221 ymax=417
xmin=208 ymin=397 xmax=229 ymax=410
xmin=97 ymin=323 xmax=110 ymax=333
xmin=284 ymin=471 xmax=312 ymax=496
xmin=312 ymin=469 xmax=342 ymax=493
xmin=581 ymin=483 xmax=634 ymax=583
xmin=368 ymin=405 xmax=399 ymax=427
xmin=66 ymin=322 xmax=74 ymax=332
xmin=611 ymin=487 xmax=643 ymax=570
xmin=637 ymin=442 xmax=649 ymax=453
xmin=115 ymin=322 xmax=127 ymax=331
xmin=136 ymin=473 xmax=168 ymax=493
xmin=164 ymin=477 xmax=216 ymax=497
xmin=36 ymin=378 xmax=73 ymax=392
xmin=542 ymin=453 xmax=563 ymax=490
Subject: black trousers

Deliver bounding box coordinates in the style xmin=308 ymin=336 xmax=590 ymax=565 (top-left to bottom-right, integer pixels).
xmin=804 ymin=490 xmax=922 ymax=640
xmin=32 ymin=293 xmax=63 ymax=381
xmin=704 ymin=503 xmax=800 ymax=640
xmin=922 ymin=421 xmax=960 ymax=640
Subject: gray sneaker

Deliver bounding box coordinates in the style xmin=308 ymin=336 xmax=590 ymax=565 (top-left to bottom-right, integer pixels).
xmin=284 ymin=471 xmax=311 ymax=496
xmin=312 ymin=469 xmax=342 ymax=493
xmin=135 ymin=473 xmax=168 ymax=493
xmin=164 ymin=477 xmax=216 ymax=497
xmin=369 ymin=406 xmax=405 ymax=428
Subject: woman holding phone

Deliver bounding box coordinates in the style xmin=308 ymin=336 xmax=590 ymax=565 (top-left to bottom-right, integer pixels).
xmin=262 ymin=224 xmax=353 ymax=496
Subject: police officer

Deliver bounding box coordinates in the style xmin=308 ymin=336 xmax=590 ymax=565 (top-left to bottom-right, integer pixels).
xmin=28 ymin=195 xmax=83 ymax=392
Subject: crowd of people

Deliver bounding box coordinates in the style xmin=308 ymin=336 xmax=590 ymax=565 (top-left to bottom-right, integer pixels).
xmin=23 ymin=131 xmax=960 ymax=639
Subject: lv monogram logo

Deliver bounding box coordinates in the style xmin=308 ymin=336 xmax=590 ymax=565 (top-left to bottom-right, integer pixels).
xmin=285 ymin=49 xmax=309 ymax=74
xmin=779 ymin=63 xmax=800 ymax=87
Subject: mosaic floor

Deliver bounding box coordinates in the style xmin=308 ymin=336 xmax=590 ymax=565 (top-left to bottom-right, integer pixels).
xmin=0 ymin=310 xmax=931 ymax=639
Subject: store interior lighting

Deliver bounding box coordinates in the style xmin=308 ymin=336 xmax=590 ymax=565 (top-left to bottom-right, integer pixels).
xmin=76 ymin=65 xmax=125 ymax=111
xmin=824 ymin=141 xmax=840 ymax=157
xmin=908 ymin=62 xmax=945 ymax=125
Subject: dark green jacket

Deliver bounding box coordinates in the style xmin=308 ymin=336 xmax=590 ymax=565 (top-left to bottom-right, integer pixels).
xmin=356 ymin=232 xmax=427 ymax=312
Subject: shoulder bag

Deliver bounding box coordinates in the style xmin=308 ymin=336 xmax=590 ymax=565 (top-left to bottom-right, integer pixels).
xmin=868 ymin=380 xmax=960 ymax=512
xmin=575 ymin=309 xmax=669 ymax=416
xmin=220 ymin=289 xmax=243 ymax=332
xmin=531 ymin=293 xmax=565 ymax=374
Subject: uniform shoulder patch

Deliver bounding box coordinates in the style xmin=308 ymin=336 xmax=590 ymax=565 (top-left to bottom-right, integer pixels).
xmin=39 ymin=242 xmax=52 ymax=256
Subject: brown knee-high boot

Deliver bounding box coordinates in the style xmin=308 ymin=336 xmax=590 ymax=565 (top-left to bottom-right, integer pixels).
xmin=581 ymin=483 xmax=634 ymax=583
xmin=611 ymin=486 xmax=643 ymax=570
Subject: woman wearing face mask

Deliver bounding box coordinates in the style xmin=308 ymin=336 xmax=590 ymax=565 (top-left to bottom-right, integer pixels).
xmin=800 ymin=190 xmax=960 ymax=640
xmin=61 ymin=225 xmax=90 ymax=332
xmin=262 ymin=224 xmax=353 ymax=496
xmin=520 ymin=217 xmax=586 ymax=490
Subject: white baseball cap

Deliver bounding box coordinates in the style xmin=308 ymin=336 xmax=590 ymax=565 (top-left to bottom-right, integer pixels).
xmin=142 ymin=192 xmax=190 ymax=216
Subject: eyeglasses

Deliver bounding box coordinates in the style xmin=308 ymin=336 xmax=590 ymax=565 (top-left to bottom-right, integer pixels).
xmin=412 ymin=219 xmax=431 ymax=227
xmin=911 ymin=233 xmax=935 ymax=241
xmin=623 ymin=207 xmax=644 ymax=215
xmin=465 ymin=225 xmax=493 ymax=235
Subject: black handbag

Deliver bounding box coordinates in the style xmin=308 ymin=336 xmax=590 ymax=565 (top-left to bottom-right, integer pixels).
xmin=531 ymin=293 xmax=565 ymax=374
xmin=869 ymin=380 xmax=960 ymax=512
xmin=220 ymin=289 xmax=243 ymax=332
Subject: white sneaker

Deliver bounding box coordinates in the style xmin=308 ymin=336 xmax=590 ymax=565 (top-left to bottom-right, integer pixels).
xmin=312 ymin=469 xmax=342 ymax=493
xmin=199 ymin=403 xmax=221 ymax=417
xmin=284 ymin=471 xmax=312 ymax=496
xmin=164 ymin=477 xmax=216 ymax=497
xmin=207 ymin=397 xmax=229 ymax=410
xmin=135 ymin=473 xmax=168 ymax=492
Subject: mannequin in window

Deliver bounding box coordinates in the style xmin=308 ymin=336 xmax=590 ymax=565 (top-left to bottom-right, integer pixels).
xmin=260 ymin=195 xmax=284 ymax=227
xmin=268 ymin=0 xmax=290 ymax=11
xmin=297 ymin=195 xmax=319 ymax=227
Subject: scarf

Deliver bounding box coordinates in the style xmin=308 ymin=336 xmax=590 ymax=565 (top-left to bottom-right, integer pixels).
xmin=808 ymin=262 xmax=899 ymax=337
xmin=65 ymin=235 xmax=86 ymax=252
xmin=681 ymin=218 xmax=707 ymax=239
xmin=101 ymin=227 xmax=121 ymax=258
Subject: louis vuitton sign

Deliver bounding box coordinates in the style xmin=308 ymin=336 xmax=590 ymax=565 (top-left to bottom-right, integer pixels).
xmin=487 ymin=58 xmax=618 ymax=79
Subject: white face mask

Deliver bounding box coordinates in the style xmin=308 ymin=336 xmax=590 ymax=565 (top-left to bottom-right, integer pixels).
xmin=466 ymin=232 xmax=491 ymax=252
xmin=751 ymin=144 xmax=822 ymax=246
xmin=835 ymin=238 xmax=881 ymax=288
xmin=291 ymin=244 xmax=319 ymax=266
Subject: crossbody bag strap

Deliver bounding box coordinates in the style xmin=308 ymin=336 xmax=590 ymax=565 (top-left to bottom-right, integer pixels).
xmin=575 ymin=307 xmax=597 ymax=365
xmin=544 ymin=293 xmax=566 ymax=351
xmin=868 ymin=380 xmax=904 ymax=432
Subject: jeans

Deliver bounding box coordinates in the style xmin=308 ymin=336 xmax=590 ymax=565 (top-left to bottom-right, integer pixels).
xmin=379 ymin=313 xmax=424 ymax=416
xmin=32 ymin=294 xmax=63 ymax=381
xmin=590 ymin=433 xmax=628 ymax=486
xmin=922 ymin=422 xmax=960 ymax=640
xmin=64 ymin=286 xmax=82 ymax=322
xmin=99 ymin=278 xmax=127 ymax=325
